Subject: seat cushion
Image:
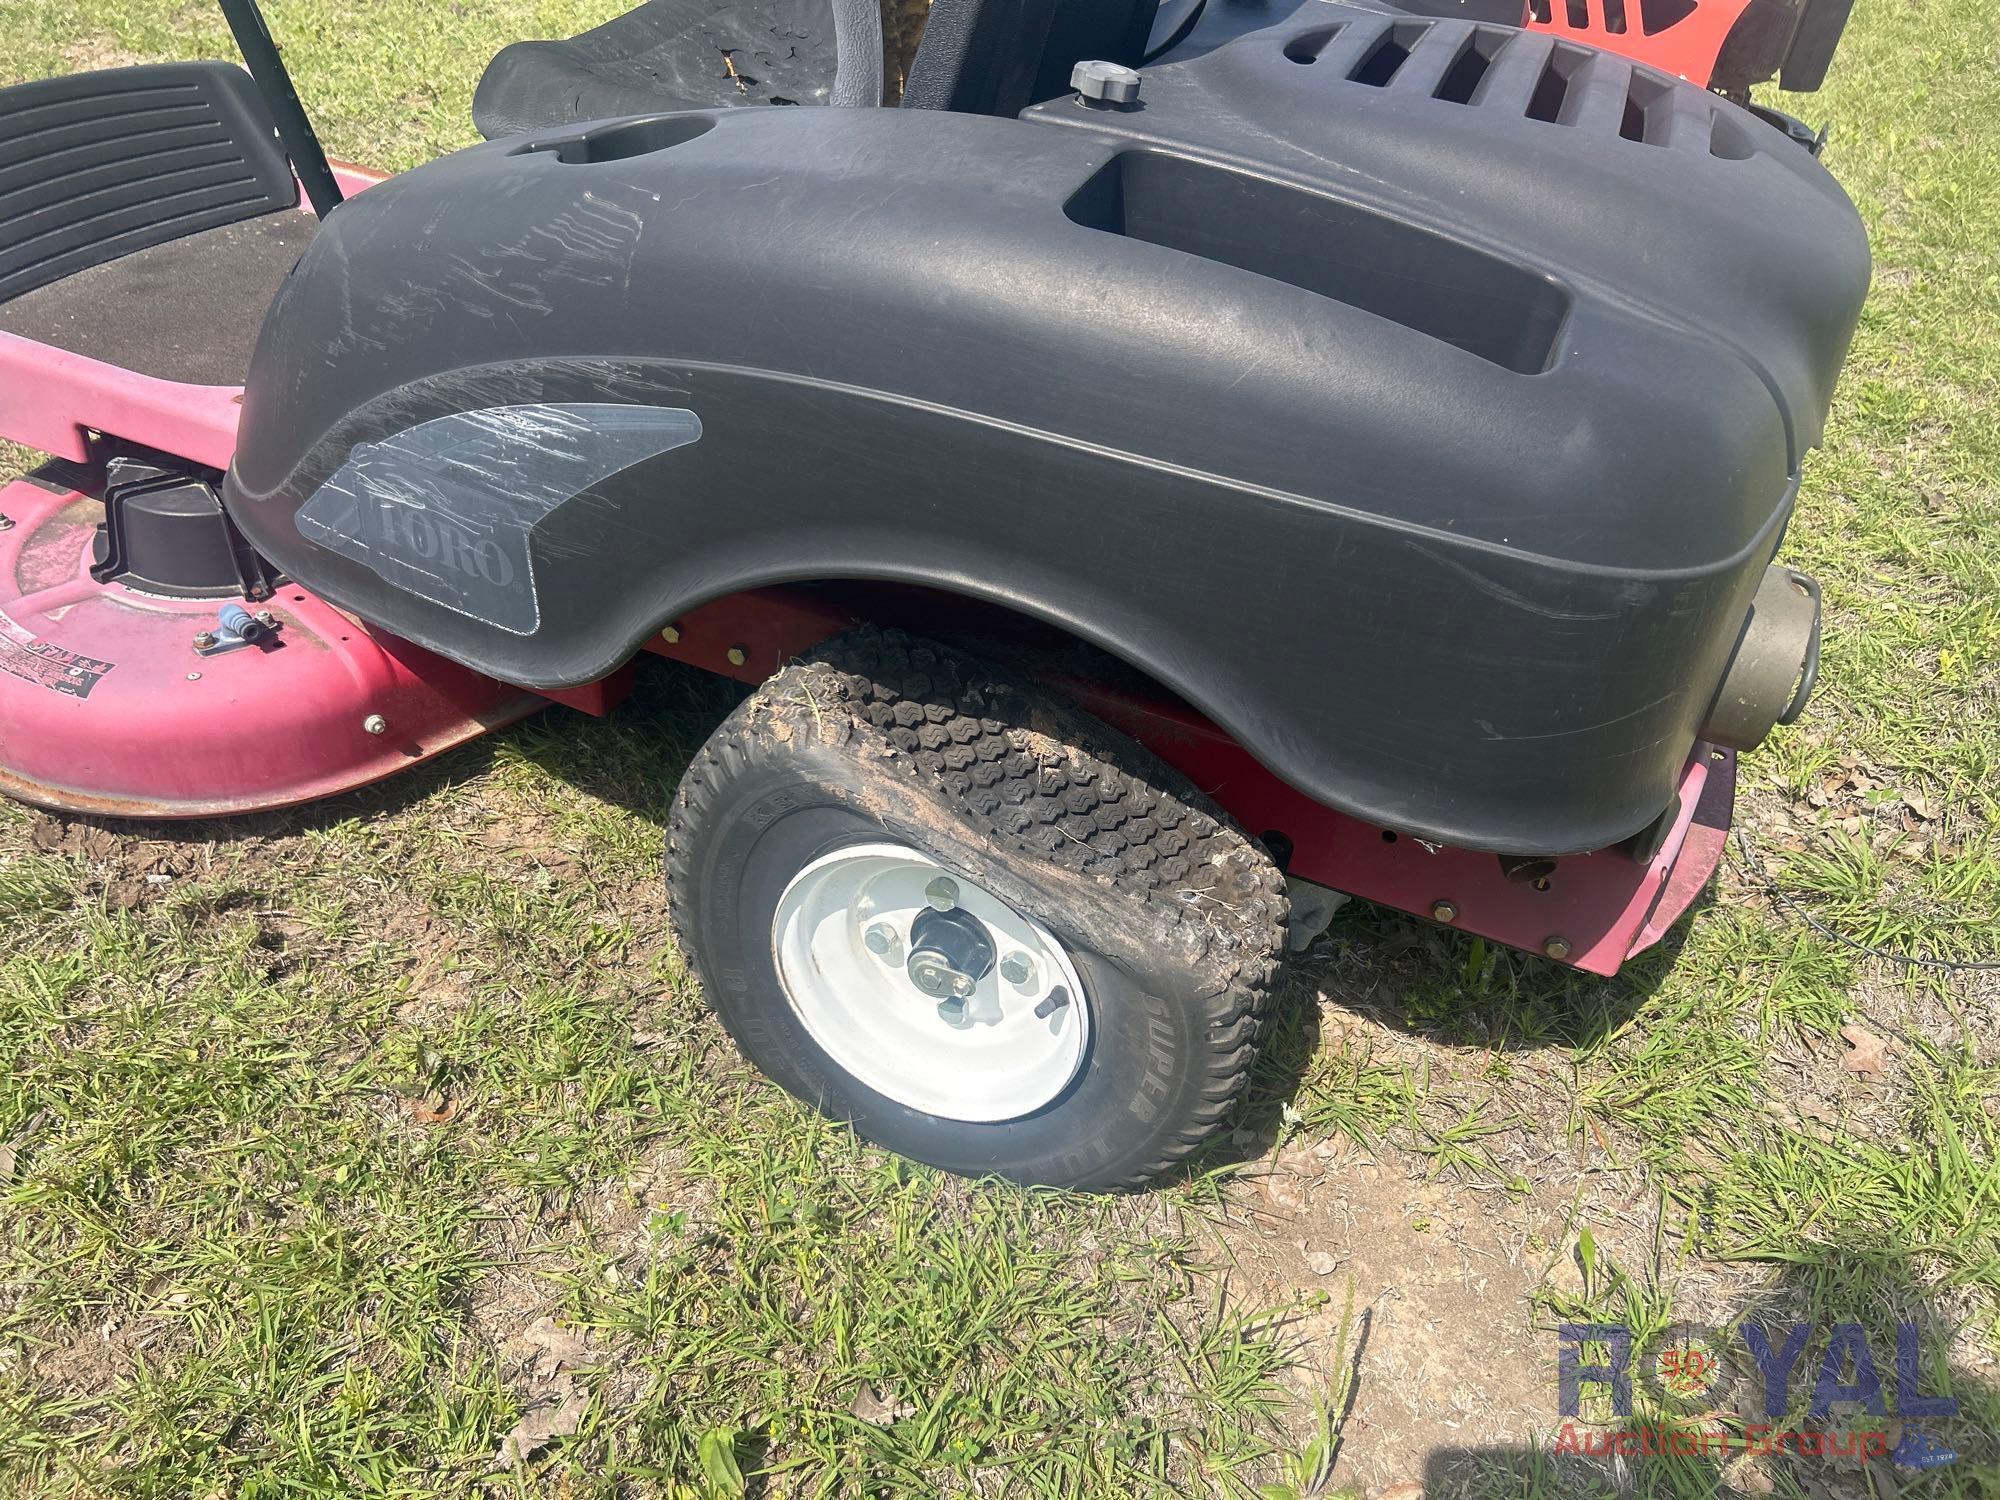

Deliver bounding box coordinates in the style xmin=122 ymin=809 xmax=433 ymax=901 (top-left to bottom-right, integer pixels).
xmin=0 ymin=209 xmax=315 ymax=385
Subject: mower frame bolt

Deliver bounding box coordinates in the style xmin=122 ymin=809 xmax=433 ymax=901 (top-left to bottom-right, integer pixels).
xmin=1544 ymin=936 xmax=1573 ymax=961
xmin=192 ymin=631 xmax=217 ymax=651
xmin=363 ymin=714 xmax=389 ymax=736
xmin=0 ymin=513 xmax=13 ymax=531
xmin=661 ymin=623 xmax=681 ymax=643
xmin=925 ymin=876 xmax=959 ymax=911
xmin=999 ymin=951 xmax=1037 ymax=987
xmin=725 ymin=645 xmax=747 ymax=667
xmin=1431 ymin=900 xmax=1458 ymax=924
xmin=255 ymin=610 xmax=277 ymax=628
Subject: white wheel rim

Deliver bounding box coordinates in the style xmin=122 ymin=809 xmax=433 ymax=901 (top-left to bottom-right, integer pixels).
xmin=770 ymin=842 xmax=1091 ymax=1122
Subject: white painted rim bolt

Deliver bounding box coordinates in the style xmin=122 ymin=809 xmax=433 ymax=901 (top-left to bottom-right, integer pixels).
xmin=770 ymin=844 xmax=1091 ymax=1122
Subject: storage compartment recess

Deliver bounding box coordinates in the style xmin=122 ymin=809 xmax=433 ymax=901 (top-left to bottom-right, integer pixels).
xmin=1064 ymin=151 xmax=1568 ymax=373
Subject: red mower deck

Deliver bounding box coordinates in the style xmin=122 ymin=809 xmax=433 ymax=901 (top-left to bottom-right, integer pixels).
xmin=0 ymin=476 xmax=539 ymax=818
xmin=0 ymin=145 xmax=526 ymax=820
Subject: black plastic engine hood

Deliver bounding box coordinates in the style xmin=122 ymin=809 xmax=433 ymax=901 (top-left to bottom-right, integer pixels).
xmin=225 ymin=8 xmax=1868 ymax=854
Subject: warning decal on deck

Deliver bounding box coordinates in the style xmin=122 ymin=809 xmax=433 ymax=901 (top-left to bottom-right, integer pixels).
xmin=0 ymin=618 xmax=113 ymax=699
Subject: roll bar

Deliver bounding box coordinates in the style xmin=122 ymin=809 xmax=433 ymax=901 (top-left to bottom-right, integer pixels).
xmin=217 ymin=0 xmax=344 ymax=217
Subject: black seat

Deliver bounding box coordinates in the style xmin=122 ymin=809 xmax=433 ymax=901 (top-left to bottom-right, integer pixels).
xmin=472 ymin=0 xmax=845 ymax=138
xmin=472 ymin=0 xmax=1156 ymax=138
xmin=0 ymin=62 xmax=298 ymax=304
xmin=0 ymin=210 xmax=315 ymax=385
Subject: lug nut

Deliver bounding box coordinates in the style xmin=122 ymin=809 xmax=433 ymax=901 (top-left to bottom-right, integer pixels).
xmin=363 ymin=714 xmax=388 ymax=736
xmin=936 ymin=998 xmax=968 ymax=1026
xmin=925 ymin=877 xmax=959 ymax=912
xmin=999 ymin=952 xmax=1037 ymax=987
xmin=1033 ymin=986 xmax=1071 ymax=1020
xmin=1431 ymin=900 xmax=1458 ymax=923
xmin=1543 ymin=936 xmax=1573 ymax=961
xmin=864 ymin=922 xmax=898 ymax=956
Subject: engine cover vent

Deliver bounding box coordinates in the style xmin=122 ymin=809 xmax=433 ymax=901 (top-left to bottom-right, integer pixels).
xmin=1278 ymin=16 xmax=1745 ymax=155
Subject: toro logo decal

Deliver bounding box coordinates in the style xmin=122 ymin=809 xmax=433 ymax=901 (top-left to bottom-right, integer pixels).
xmin=374 ymin=502 xmax=518 ymax=590
xmin=298 ymin=402 xmax=701 ymax=635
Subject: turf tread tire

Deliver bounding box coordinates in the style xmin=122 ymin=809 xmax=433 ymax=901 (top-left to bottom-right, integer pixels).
xmin=665 ymin=625 xmax=1289 ymax=1189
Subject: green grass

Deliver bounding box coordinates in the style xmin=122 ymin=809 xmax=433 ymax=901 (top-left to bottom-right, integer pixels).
xmin=3 ymin=0 xmax=1999 ymax=1493
xmin=0 ymin=689 xmax=1331 ymax=1496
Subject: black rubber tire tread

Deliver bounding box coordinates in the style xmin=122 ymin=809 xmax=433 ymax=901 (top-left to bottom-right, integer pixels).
xmin=665 ymin=624 xmax=1290 ymax=1189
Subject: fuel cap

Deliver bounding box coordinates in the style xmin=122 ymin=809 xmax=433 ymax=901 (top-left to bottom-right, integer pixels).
xmin=1070 ymin=59 xmax=1142 ymax=107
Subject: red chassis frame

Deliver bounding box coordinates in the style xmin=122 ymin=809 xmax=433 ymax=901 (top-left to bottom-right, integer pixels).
xmin=0 ymin=167 xmax=1732 ymax=978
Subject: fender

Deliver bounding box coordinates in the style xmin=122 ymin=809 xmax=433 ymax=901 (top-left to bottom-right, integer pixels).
xmin=225 ymin=17 xmax=1867 ymax=855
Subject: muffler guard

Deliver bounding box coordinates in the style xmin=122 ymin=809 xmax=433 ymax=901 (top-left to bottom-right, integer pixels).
xmin=0 ymin=476 xmax=538 ymax=819
xmin=1701 ymin=564 xmax=1823 ymax=750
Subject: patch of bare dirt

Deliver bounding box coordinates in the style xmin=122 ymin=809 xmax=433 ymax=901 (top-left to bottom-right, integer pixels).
xmin=1213 ymin=1132 xmax=1568 ymax=1495
xmin=21 ymin=809 xmax=274 ymax=911
xmin=19 ymin=1309 xmax=184 ymax=1403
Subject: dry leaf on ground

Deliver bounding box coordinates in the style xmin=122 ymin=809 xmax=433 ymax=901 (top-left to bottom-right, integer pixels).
xmin=494 ymin=1379 xmax=589 ymax=1470
xmin=1839 ymin=1024 xmax=1892 ymax=1079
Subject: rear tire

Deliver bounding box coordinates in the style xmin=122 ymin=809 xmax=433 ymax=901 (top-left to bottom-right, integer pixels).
xmin=664 ymin=626 xmax=1288 ymax=1190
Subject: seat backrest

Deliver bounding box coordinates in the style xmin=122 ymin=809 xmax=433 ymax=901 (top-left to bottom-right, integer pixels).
xmin=0 ymin=62 xmax=298 ymax=305
xmin=902 ymin=0 xmax=1157 ymax=115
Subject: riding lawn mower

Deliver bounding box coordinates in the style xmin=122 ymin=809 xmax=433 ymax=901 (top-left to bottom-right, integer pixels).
xmin=0 ymin=0 xmax=1868 ymax=1187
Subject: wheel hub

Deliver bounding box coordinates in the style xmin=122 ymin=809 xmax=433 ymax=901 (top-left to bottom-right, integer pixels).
xmin=769 ymin=843 xmax=1091 ymax=1122
xmin=904 ymin=907 xmax=996 ymax=1000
